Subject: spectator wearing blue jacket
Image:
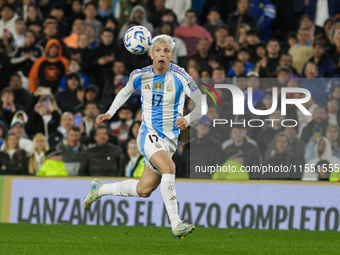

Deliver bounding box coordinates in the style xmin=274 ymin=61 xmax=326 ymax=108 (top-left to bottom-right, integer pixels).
xmin=248 ymin=0 xmax=276 ymax=42
xmin=304 ymin=0 xmax=340 ymax=28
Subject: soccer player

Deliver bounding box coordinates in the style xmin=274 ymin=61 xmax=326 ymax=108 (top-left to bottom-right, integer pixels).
xmin=83 ymin=34 xmax=202 ymax=239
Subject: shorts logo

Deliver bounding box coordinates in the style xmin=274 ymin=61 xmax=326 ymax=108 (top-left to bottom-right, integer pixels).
xmin=166 ymin=83 xmax=174 ymax=92
xmin=155 ymin=82 xmax=162 ymax=92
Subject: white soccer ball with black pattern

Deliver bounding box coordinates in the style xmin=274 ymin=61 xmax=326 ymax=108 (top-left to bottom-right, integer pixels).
xmin=124 ymin=26 xmax=152 ymax=55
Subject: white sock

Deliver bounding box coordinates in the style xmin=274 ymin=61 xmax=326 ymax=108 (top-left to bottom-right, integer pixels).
xmin=98 ymin=180 xmax=140 ymax=197
xmin=160 ymin=174 xmax=181 ymax=230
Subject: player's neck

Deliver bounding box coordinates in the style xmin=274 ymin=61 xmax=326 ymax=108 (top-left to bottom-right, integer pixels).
xmin=153 ymin=66 xmax=169 ymax=75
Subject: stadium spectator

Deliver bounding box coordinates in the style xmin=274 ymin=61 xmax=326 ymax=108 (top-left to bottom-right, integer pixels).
xmin=12 ymin=18 xmax=26 ymax=48
xmin=37 ymin=19 xmax=59 ymax=48
xmin=24 ymin=4 xmax=43 ymax=28
xmin=326 ymin=98 xmax=340 ymax=126
xmin=86 ymin=28 xmax=116 ymax=94
xmin=244 ymin=71 xmax=264 ymax=112
xmin=124 ymin=139 xmax=144 ymax=177
xmin=0 ymin=132 xmax=27 ymax=175
xmin=248 ymin=0 xmax=276 ymax=42
xmin=26 ymin=93 xmax=61 ymax=139
xmin=84 ymin=24 xmax=99 ymax=49
xmin=174 ymin=9 xmax=213 ymax=56
xmin=110 ymin=103 xmax=134 ymax=143
xmin=48 ymin=112 xmax=75 ymax=149
xmin=84 ymin=2 xmax=103 ymax=39
xmin=49 ymin=4 xmax=68 ymax=39
xmin=68 ymin=33 xmax=91 ymax=69
xmin=149 ymin=0 xmax=167 ymax=29
xmin=304 ymin=0 xmax=340 ymax=28
xmin=57 ymin=126 xmax=86 ymax=176
xmin=55 ymin=73 xmax=81 ymax=112
xmin=10 ymin=30 xmax=45 ymax=79
xmin=309 ymin=40 xmax=336 ymax=78
xmin=276 ymin=53 xmax=299 ymax=77
xmin=283 ymin=126 xmax=306 ymax=164
xmin=263 ymin=132 xmax=301 ymax=179
xmin=0 ymin=4 xmax=19 ymax=38
xmin=65 ymin=0 xmax=85 ymax=34
xmin=301 ymin=105 xmax=329 ymax=144
xmin=326 ymin=124 xmax=340 ymax=159
xmin=0 ymin=88 xmax=24 ymax=126
xmin=302 ymin=137 xmax=340 ymax=181
xmin=82 ymin=102 xmax=100 ymax=137
xmin=227 ymin=59 xmax=245 ymax=78
xmin=79 ymin=126 xmax=123 ymax=176
xmin=118 ymin=5 xmax=154 ymax=39
xmin=288 ymin=27 xmax=313 ymax=74
xmin=59 ymin=59 xmax=89 ymax=90
xmin=63 ymin=18 xmax=85 ymax=49
xmin=8 ymin=73 xmax=31 ymax=112
xmin=217 ymin=35 xmax=237 ymax=72
xmin=118 ymin=0 xmax=148 ymax=28
xmin=164 ymin=0 xmax=191 ymax=25
xmin=182 ymin=116 xmax=222 ymax=178
xmin=221 ymin=125 xmax=261 ymax=178
xmin=28 ymin=133 xmax=49 ymax=175
xmin=185 ymin=37 xmax=211 ymax=70
xmin=120 ymin=120 xmax=141 ymax=156
xmin=96 ymin=0 xmax=114 ymax=24
xmin=28 ymin=39 xmax=69 ymax=94
xmin=208 ymin=25 xmax=228 ymax=58
xmin=327 ymin=31 xmax=340 ymax=66
xmin=300 ymin=62 xmax=329 ymax=105
xmin=36 ymin=147 xmax=68 ymax=176
xmin=227 ymin=0 xmax=256 ymax=41
xmin=8 ymin=119 xmax=33 ymax=156
xmin=203 ymin=7 xmax=225 ymax=40
xmin=258 ymin=38 xmax=281 ymax=78
xmin=256 ymin=109 xmax=285 ymax=156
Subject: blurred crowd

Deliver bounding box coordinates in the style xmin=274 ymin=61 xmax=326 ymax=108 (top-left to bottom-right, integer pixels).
xmin=0 ymin=0 xmax=340 ymax=181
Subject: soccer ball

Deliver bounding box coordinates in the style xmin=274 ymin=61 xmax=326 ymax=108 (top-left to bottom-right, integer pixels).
xmin=124 ymin=26 xmax=152 ymax=55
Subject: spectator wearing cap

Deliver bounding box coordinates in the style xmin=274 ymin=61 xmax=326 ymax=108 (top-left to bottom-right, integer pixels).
xmin=48 ymin=112 xmax=75 ymax=148
xmin=110 ymin=103 xmax=134 ymax=143
xmin=182 ymin=115 xmax=222 ymax=178
xmin=221 ymin=125 xmax=261 ymax=179
xmin=174 ymin=9 xmax=213 ymax=56
xmin=0 ymin=4 xmax=19 ymax=38
xmin=59 ymin=59 xmax=89 ymax=90
xmin=227 ymin=0 xmax=256 ymax=41
xmin=248 ymin=0 xmax=276 ymax=42
xmin=288 ymin=27 xmax=313 ymax=74
xmin=57 ymin=126 xmax=86 ymax=176
xmin=203 ymin=7 xmax=225 ymax=40
xmin=259 ymin=38 xmax=281 ymax=78
xmin=0 ymin=132 xmax=27 ymax=175
xmin=36 ymin=148 xmax=68 ymax=176
xmin=7 ymin=119 xmax=33 ymax=156
xmin=244 ymin=71 xmax=264 ymax=112
xmin=79 ymin=126 xmax=123 ymax=176
xmin=55 ymin=73 xmax=81 ymax=112
xmin=308 ymin=40 xmax=336 ymax=78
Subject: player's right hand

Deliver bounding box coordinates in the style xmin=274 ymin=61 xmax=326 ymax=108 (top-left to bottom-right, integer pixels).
xmin=96 ymin=113 xmax=112 ymax=124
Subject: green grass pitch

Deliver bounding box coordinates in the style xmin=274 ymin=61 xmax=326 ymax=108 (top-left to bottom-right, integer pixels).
xmin=1 ymin=223 xmax=340 ymax=254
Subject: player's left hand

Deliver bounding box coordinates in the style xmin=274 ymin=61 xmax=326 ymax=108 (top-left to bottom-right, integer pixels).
xmin=175 ymin=118 xmax=188 ymax=130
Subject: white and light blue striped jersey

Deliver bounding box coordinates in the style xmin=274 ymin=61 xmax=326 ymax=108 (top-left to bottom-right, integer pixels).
xmin=106 ymin=63 xmax=202 ymax=139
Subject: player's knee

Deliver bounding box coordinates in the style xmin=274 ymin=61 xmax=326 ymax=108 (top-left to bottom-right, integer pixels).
xmin=136 ymin=186 xmax=153 ymax=198
xmin=161 ymin=162 xmax=176 ymax=175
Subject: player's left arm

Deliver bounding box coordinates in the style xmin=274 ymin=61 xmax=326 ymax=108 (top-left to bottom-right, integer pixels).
xmin=176 ymin=78 xmax=203 ymax=130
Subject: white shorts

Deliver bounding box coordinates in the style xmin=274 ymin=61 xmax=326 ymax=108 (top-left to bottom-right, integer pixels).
xmin=136 ymin=129 xmax=178 ymax=175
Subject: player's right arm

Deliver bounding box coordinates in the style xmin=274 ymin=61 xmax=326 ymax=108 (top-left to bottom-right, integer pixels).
xmin=96 ymin=71 xmax=141 ymax=124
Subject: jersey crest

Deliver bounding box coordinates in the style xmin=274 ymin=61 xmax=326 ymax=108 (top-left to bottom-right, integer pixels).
xmin=155 ymin=82 xmax=162 ymax=92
